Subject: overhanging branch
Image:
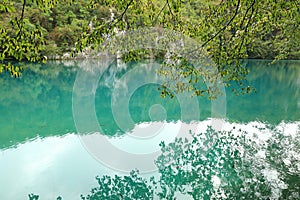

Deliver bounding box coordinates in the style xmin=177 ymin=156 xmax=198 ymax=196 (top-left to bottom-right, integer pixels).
xmin=201 ymin=0 xmax=241 ymax=48
xmin=155 ymin=1 xmax=168 ymax=23
xmin=16 ymin=0 xmax=26 ymax=37
xmin=237 ymin=0 xmax=256 ymax=56
xmin=110 ymin=0 xmax=134 ymax=27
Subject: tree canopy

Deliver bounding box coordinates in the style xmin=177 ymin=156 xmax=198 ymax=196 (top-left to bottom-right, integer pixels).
xmin=0 ymin=0 xmax=299 ymax=96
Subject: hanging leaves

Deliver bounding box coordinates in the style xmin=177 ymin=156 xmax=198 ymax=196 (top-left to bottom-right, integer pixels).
xmin=0 ymin=0 xmax=299 ymax=96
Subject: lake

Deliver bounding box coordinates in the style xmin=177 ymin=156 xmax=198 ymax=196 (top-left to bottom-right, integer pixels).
xmin=0 ymin=59 xmax=299 ymax=199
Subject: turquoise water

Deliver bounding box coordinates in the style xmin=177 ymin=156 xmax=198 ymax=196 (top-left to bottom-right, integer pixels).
xmin=0 ymin=60 xmax=299 ymax=199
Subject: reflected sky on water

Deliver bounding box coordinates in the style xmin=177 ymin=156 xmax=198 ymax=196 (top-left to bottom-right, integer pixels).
xmin=0 ymin=60 xmax=299 ymax=199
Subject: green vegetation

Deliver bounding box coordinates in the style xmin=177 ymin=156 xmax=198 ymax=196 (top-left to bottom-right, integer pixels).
xmin=0 ymin=0 xmax=299 ymax=95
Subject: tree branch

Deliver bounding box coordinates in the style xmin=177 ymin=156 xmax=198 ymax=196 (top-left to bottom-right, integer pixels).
xmin=110 ymin=0 xmax=134 ymax=27
xmin=228 ymin=0 xmax=254 ymax=42
xmin=20 ymin=0 xmax=26 ymax=22
xmin=237 ymin=0 xmax=256 ymax=56
xmin=16 ymin=0 xmax=26 ymax=37
xmin=166 ymin=0 xmax=175 ymax=20
xmin=201 ymin=0 xmax=241 ymax=48
xmin=239 ymin=0 xmax=255 ymax=29
xmin=154 ymin=1 xmax=168 ymax=23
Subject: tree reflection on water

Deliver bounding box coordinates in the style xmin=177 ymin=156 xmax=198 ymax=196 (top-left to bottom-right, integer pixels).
xmin=29 ymin=124 xmax=300 ymax=199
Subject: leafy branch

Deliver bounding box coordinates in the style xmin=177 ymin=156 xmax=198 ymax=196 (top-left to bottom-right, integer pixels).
xmin=16 ymin=0 xmax=27 ymax=34
xmin=201 ymin=0 xmax=241 ymax=48
xmin=154 ymin=1 xmax=168 ymax=23
xmin=109 ymin=0 xmax=135 ymax=27
xmin=237 ymin=0 xmax=256 ymax=56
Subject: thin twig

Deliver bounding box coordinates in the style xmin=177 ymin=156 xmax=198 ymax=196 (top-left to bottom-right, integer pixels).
xmin=237 ymin=0 xmax=256 ymax=57
xmin=185 ymin=0 xmax=241 ymax=55
xmin=16 ymin=0 xmax=26 ymax=37
xmin=239 ymin=0 xmax=255 ymax=29
xmin=228 ymin=0 xmax=255 ymax=41
xmin=110 ymin=0 xmax=134 ymax=27
xmin=154 ymin=1 xmax=168 ymax=23
xmin=20 ymin=0 xmax=26 ymax=22
xmin=201 ymin=0 xmax=241 ymax=48
xmin=166 ymin=0 xmax=175 ymax=20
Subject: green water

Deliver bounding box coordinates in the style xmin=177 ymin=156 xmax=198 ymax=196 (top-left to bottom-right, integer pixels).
xmin=0 ymin=60 xmax=299 ymax=199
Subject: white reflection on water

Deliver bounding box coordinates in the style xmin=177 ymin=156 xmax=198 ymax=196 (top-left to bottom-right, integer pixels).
xmin=108 ymin=121 xmax=182 ymax=154
xmin=0 ymin=134 xmax=116 ymax=199
xmin=0 ymin=120 xmax=299 ymax=199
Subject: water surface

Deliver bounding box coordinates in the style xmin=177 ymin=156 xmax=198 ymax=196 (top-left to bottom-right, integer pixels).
xmin=0 ymin=60 xmax=299 ymax=199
